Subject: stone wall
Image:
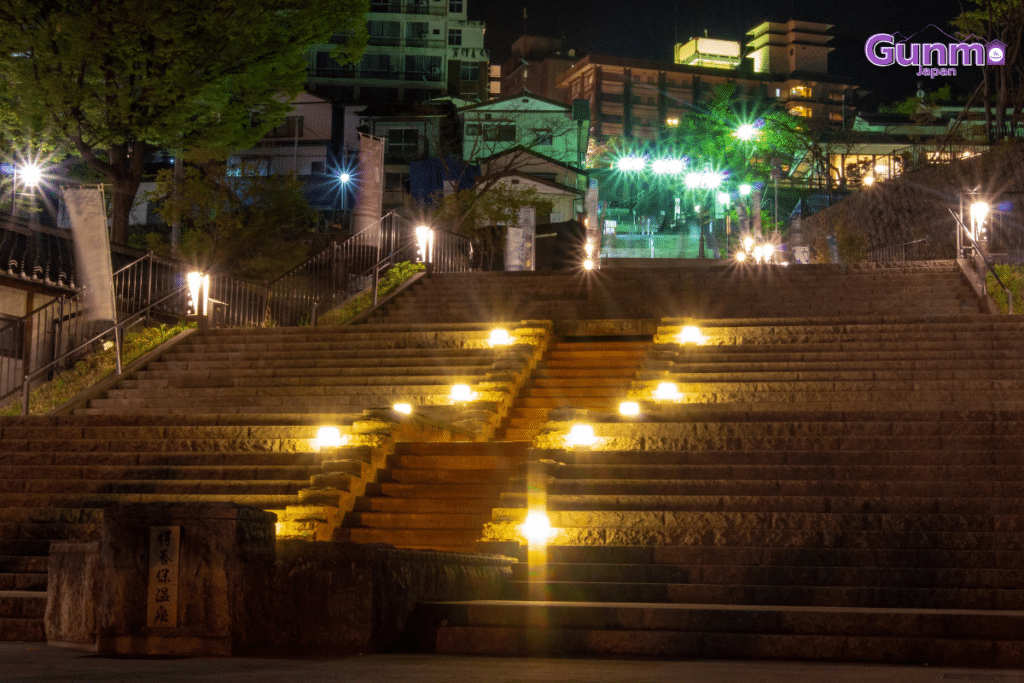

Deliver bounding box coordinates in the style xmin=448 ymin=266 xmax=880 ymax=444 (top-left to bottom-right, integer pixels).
xmin=46 ymin=503 xmax=512 ymax=656
xmin=802 ymin=143 xmax=1024 ymax=262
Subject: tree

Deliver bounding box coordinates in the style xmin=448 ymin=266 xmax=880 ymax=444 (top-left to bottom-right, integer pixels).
xmin=0 ymin=0 xmax=368 ymax=244
xmin=428 ymin=183 xmax=554 ymax=270
xmin=144 ymin=157 xmax=318 ymax=281
xmin=952 ymin=0 xmax=1024 ymax=143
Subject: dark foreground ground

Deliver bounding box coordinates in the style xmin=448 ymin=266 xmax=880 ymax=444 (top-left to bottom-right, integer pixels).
xmin=3 ymin=643 xmax=1023 ymax=683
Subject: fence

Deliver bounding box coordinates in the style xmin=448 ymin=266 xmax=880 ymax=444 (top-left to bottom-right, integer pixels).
xmin=1 ymin=211 xmax=473 ymax=404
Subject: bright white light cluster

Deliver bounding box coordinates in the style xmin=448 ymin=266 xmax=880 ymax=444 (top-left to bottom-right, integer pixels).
xmin=736 ymin=236 xmax=776 ymax=265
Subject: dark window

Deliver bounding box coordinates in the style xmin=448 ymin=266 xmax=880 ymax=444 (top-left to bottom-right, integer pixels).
xmin=387 ymin=128 xmax=419 ymax=156
xmin=267 ymin=116 xmax=303 ymax=138
xmin=460 ymin=63 xmax=479 ymax=81
xmin=448 ymin=29 xmax=462 ymax=46
xmin=449 ymin=1 xmax=463 ymax=12
xmin=483 ymin=125 xmax=516 ymax=142
xmin=0 ymin=316 xmax=23 ymax=359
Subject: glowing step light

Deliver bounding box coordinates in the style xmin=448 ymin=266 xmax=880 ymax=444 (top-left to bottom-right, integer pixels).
xmin=519 ymin=511 xmax=556 ymax=545
xmin=393 ymin=403 xmax=413 ymax=415
xmin=677 ymin=326 xmax=706 ymax=345
xmin=565 ymin=423 xmax=598 ymax=447
xmin=449 ymin=384 xmax=478 ymax=403
xmin=488 ymin=329 xmax=513 ymax=347
xmin=618 ymin=401 xmax=641 ymax=417
xmin=653 ymin=382 xmax=683 ymax=402
xmin=313 ymin=426 xmax=348 ymax=451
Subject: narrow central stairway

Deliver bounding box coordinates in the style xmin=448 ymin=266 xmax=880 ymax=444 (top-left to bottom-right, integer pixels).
xmin=334 ymin=337 xmax=652 ymax=552
xmin=497 ymin=338 xmax=651 ymax=442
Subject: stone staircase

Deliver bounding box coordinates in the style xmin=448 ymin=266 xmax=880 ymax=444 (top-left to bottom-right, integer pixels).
xmin=496 ymin=340 xmax=650 ymax=441
xmin=370 ymin=261 xmax=981 ymax=324
xmin=413 ymin=313 xmax=1024 ymax=666
xmin=0 ymin=415 xmax=325 ymax=642
xmin=0 ymin=321 xmax=549 ymax=643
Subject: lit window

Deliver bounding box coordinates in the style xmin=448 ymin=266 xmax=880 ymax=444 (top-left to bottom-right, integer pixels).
xmin=789 ymin=106 xmax=812 ymax=118
xmin=829 ymin=112 xmax=843 ymax=122
xmin=790 ymin=86 xmax=811 ymax=98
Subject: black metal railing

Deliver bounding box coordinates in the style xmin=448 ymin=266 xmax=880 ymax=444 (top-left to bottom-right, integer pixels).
xmin=951 ymin=209 xmax=1014 ymax=314
xmin=867 ymin=238 xmax=928 ymax=263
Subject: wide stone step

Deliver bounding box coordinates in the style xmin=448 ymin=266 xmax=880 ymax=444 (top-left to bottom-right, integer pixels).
xmin=0 ymin=591 xmax=46 ymax=642
xmin=501 ymin=580 xmax=1024 ymax=610
xmin=373 ymin=483 xmax=509 ymax=499
xmin=384 ymin=468 xmax=516 ymax=485
xmin=544 ymin=479 xmax=1024 ymax=498
xmin=508 ymin=562 xmax=1024 ymax=589
xmin=334 ymin=528 xmax=482 ymax=550
xmin=0 ymin=437 xmax=317 ymax=453
xmin=543 ymin=544 xmax=1024 ymax=570
xmin=421 ymin=601 xmax=1024 ymax=665
xmin=0 ymin=451 xmax=320 ymax=467
xmin=0 ymin=492 xmax=298 ymax=509
xmin=0 ymin=572 xmax=46 ymax=591
xmin=347 ymin=512 xmax=492 ymax=530
xmin=544 ymin=463 xmax=1024 ymax=481
xmin=354 ymin=497 xmax=499 ymax=514
xmin=555 ymin=448 xmax=1024 ymax=467
xmin=0 ymin=464 xmax=318 ymax=481
xmin=498 ymin=493 xmax=1024 ymax=516
xmin=0 ymin=478 xmax=306 ymax=495
xmin=392 ymin=454 xmax=523 ymax=470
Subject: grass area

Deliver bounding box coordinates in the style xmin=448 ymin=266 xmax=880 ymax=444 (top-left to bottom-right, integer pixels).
xmin=988 ymin=264 xmax=1024 ymax=314
xmin=317 ymin=261 xmax=426 ymax=327
xmin=1 ymin=321 xmax=195 ymax=417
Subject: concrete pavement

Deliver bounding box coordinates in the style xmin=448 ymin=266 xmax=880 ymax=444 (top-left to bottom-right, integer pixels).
xmin=4 ymin=643 xmax=1024 ymax=683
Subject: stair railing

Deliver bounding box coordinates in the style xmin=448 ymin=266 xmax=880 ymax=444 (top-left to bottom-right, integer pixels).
xmin=867 ymin=238 xmax=928 ymax=263
xmin=12 ymin=283 xmax=191 ymax=414
xmin=950 ymin=209 xmax=1014 ymax=314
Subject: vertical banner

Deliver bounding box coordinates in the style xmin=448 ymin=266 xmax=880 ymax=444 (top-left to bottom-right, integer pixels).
xmin=354 ymin=133 xmax=385 ymax=245
xmin=586 ymin=181 xmax=600 ymax=268
xmin=63 ymin=186 xmax=116 ymax=325
xmin=506 ymin=226 xmax=525 ymax=271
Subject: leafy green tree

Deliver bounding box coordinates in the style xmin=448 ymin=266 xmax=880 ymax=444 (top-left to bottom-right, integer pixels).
xmin=428 ymin=184 xmax=554 ymax=270
xmin=952 ymin=0 xmax=1024 ymax=142
xmin=0 ymin=0 xmax=368 ymax=244
xmin=144 ymin=159 xmax=317 ymax=281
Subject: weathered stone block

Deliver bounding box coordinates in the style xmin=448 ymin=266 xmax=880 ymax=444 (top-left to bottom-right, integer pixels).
xmin=45 ymin=541 xmax=102 ymax=652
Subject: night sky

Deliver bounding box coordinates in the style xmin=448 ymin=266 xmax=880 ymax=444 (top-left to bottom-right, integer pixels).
xmin=470 ymin=0 xmax=983 ymax=108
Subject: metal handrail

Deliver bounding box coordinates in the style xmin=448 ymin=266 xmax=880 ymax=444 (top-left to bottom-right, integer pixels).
xmin=950 ymin=208 xmax=1014 ymax=314
xmin=867 ymin=237 xmax=928 ymax=263
xmin=16 ymin=284 xmax=191 ymax=414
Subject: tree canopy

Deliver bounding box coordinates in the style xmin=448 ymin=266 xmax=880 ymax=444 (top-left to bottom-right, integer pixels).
xmin=0 ymin=0 xmax=368 ymax=243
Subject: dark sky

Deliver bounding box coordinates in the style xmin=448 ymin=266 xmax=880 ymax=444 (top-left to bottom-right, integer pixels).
xmin=470 ymin=0 xmax=982 ymax=108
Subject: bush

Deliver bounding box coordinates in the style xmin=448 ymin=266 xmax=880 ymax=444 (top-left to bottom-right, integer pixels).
xmin=317 ymin=262 xmax=426 ymax=327
xmin=0 ymin=321 xmax=195 ymax=416
xmin=988 ymin=264 xmax=1024 ymax=314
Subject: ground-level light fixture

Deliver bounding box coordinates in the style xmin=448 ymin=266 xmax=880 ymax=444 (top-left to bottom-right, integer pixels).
xmin=488 ymin=328 xmax=513 ymax=347
xmin=618 ymin=401 xmax=641 ymax=417
xmin=565 ymin=423 xmax=598 ymax=447
xmin=863 ymin=176 xmax=875 ymax=187
xmin=519 ymin=510 xmax=557 ymax=545
xmin=449 ymin=384 xmax=478 ymax=403
xmin=653 ymin=382 xmax=684 ymax=402
xmin=393 ymin=402 xmax=413 ymax=415
xmin=677 ymin=325 xmax=706 ymax=345
xmin=313 ymin=426 xmax=348 ymax=451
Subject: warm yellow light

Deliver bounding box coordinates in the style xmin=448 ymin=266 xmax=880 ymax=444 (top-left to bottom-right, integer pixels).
xmin=743 ymin=236 xmax=754 ymax=253
xmin=736 ymin=251 xmax=747 ymax=262
xmin=653 ymin=382 xmax=683 ymax=402
xmin=863 ymin=176 xmax=875 ymax=186
xmin=415 ymin=225 xmax=434 ymax=262
xmin=393 ymin=402 xmax=413 ymax=415
xmin=450 ymin=384 xmax=477 ymax=403
xmin=274 ymin=522 xmax=283 ymax=536
xmin=19 ymin=164 xmax=43 ymax=188
xmin=488 ymin=328 xmax=513 ymax=347
xmin=666 ymin=117 xmax=680 ymax=127
xmin=970 ymin=201 xmax=990 ymax=231
xmin=186 ymin=271 xmax=209 ymax=316
xmin=584 ymin=239 xmax=594 ymax=257
xmin=618 ymin=401 xmax=641 ymax=417
xmin=874 ymin=163 xmax=886 ymax=174
xmin=677 ymin=325 xmax=706 ymax=345
xmin=583 ymin=258 xmax=595 ymax=270
xmin=314 ymin=426 xmax=346 ymax=450
xmin=519 ymin=511 xmax=556 ymax=545
xmin=565 ymin=423 xmax=598 ymax=447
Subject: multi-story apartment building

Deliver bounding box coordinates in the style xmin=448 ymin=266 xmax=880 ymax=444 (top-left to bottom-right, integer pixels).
xmin=305 ymin=0 xmax=489 ymax=106
xmin=557 ymin=20 xmax=856 ymax=143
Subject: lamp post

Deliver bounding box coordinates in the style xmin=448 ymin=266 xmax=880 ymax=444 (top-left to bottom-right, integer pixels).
xmin=338 ymin=172 xmax=351 ymax=232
